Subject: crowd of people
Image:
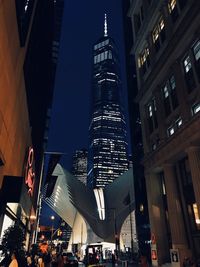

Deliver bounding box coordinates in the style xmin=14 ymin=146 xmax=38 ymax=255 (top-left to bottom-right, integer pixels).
xmin=0 ymin=244 xmax=79 ymax=267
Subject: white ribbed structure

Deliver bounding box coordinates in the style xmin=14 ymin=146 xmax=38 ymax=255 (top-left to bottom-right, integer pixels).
xmin=45 ymin=164 xmax=135 ymax=243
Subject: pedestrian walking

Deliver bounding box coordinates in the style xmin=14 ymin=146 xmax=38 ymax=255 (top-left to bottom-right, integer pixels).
xmin=8 ymin=252 xmax=18 ymax=267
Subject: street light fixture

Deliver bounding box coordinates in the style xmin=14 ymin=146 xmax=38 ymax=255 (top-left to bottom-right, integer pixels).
xmin=51 ymin=215 xmax=55 ymax=242
xmin=33 ymin=151 xmax=66 ymax=244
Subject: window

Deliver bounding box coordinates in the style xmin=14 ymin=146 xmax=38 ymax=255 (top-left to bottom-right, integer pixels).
xmin=94 ymin=50 xmax=111 ymax=64
xmin=163 ymin=85 xmax=171 ymax=116
xmin=169 ymin=76 xmax=179 ymax=109
xmin=176 ymin=117 xmax=183 ymax=128
xmin=168 ymin=0 xmax=187 ymax=22
xmin=193 ymin=41 xmax=200 ymax=61
xmin=183 ymin=55 xmax=196 ymax=92
xmin=138 ymin=47 xmax=150 ymax=75
xmin=94 ymin=39 xmax=109 ymax=50
xmin=152 ymin=17 xmax=166 ymax=52
xmin=184 ymin=56 xmax=192 ymax=73
xmin=168 ymin=0 xmax=179 ymax=22
xmin=193 ymin=40 xmax=200 ymax=81
xmin=192 ymin=102 xmax=200 ymax=115
xmin=168 ymin=126 xmax=175 ymax=136
xmin=167 ymin=116 xmax=183 ymax=137
xmin=168 ymin=0 xmax=176 ymax=11
xmin=162 ymin=75 xmax=179 ymax=117
xmin=147 ymin=98 xmax=158 ymax=133
xmin=192 ymin=203 xmax=200 ymax=230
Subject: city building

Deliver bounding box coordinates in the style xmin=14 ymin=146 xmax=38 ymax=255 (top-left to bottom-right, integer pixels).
xmin=0 ymin=0 xmax=37 ymax=248
xmin=72 ymin=149 xmax=88 ymax=185
xmin=0 ymin=0 xmax=64 ymax=248
xmin=87 ymin=15 xmax=129 ymax=189
xmin=24 ymin=0 xmax=64 ymax=180
xmin=122 ymin=0 xmax=151 ymax=259
xmin=128 ymin=0 xmax=200 ymax=265
xmin=23 ymin=0 xmax=64 ymax=242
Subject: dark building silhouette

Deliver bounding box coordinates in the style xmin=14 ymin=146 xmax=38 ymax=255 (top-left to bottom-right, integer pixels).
xmin=0 ymin=0 xmax=64 ymax=246
xmin=87 ymin=15 xmax=129 ymax=188
xmin=23 ymin=0 xmax=64 ymax=244
xmin=128 ymin=0 xmax=200 ymax=264
xmin=122 ymin=0 xmax=151 ymax=259
xmin=23 ymin=0 xmax=64 ymax=203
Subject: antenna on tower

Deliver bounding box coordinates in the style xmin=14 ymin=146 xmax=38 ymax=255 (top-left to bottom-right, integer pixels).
xmin=104 ymin=13 xmax=108 ymax=37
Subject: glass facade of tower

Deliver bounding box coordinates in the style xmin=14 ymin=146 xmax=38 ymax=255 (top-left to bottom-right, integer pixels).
xmin=88 ymin=36 xmax=129 ymax=188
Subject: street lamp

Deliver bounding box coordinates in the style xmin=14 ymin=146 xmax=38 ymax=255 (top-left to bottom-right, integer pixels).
xmin=51 ymin=215 xmax=55 ymax=242
xmin=33 ymin=151 xmax=66 ymax=244
xmin=109 ymin=208 xmax=119 ymax=258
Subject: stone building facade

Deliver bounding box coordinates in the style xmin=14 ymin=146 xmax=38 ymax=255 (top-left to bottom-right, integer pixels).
xmin=128 ymin=0 xmax=200 ymax=265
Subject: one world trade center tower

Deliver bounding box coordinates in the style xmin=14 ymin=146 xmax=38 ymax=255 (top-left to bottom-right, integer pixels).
xmin=87 ymin=15 xmax=129 ymax=189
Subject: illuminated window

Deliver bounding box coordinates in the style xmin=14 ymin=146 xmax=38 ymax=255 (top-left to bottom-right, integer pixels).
xmin=192 ymin=102 xmax=200 ymax=115
xmin=168 ymin=0 xmax=176 ymax=12
xmin=147 ymin=98 xmax=157 ymax=133
xmin=193 ymin=40 xmax=200 ymax=81
xmin=138 ymin=47 xmax=150 ymax=74
xmin=167 ymin=116 xmax=183 ymax=137
xmin=152 ymin=17 xmax=165 ymax=52
xmin=193 ymin=41 xmax=200 ymax=61
xmin=24 ymin=0 xmax=30 ymax=12
xmin=163 ymin=85 xmax=169 ymax=98
xmin=184 ymin=56 xmax=192 ymax=73
xmin=168 ymin=0 xmax=179 ymax=22
xmin=183 ymin=55 xmax=196 ymax=92
xmin=140 ymin=204 xmax=144 ymax=212
xmin=176 ymin=118 xmax=182 ymax=128
xmin=162 ymin=180 xmax=166 ymax=195
xmin=193 ymin=203 xmax=200 ymax=230
xmin=162 ymin=75 xmax=178 ymax=117
xmin=168 ymin=126 xmax=175 ymax=136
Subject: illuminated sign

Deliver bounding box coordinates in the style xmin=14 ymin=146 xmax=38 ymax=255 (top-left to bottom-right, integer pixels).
xmin=151 ymin=249 xmax=157 ymax=261
xmin=25 ymin=147 xmax=35 ymax=196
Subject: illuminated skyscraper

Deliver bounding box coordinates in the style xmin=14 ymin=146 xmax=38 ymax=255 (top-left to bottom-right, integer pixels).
xmin=87 ymin=15 xmax=129 ymax=188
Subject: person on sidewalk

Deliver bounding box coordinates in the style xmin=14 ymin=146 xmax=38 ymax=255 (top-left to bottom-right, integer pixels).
xmin=8 ymin=252 xmax=18 ymax=267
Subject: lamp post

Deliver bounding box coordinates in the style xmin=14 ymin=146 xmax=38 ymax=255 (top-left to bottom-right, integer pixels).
xmin=51 ymin=215 xmax=55 ymax=242
xmin=110 ymin=208 xmax=119 ymax=258
xmin=33 ymin=151 xmax=66 ymax=244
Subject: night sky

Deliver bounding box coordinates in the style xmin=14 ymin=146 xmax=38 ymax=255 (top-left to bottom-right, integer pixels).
xmin=41 ymin=0 xmax=131 ymax=225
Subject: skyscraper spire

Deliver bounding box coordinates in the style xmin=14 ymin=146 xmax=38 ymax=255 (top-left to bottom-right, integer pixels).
xmin=104 ymin=13 xmax=108 ymax=37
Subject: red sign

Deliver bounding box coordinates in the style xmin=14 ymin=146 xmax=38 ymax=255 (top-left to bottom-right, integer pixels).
xmin=25 ymin=147 xmax=35 ymax=196
xmin=151 ymin=249 xmax=157 ymax=261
